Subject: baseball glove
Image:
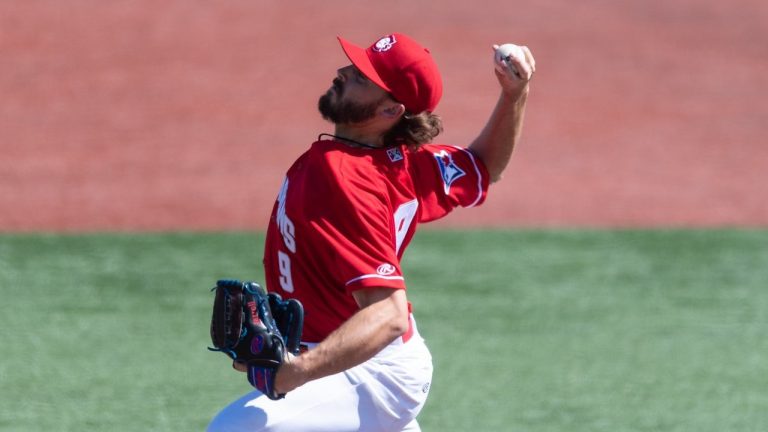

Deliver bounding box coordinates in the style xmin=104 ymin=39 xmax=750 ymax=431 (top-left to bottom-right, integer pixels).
xmin=208 ymin=279 xmax=304 ymax=400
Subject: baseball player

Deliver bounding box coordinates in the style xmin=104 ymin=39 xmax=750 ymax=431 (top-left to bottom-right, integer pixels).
xmin=207 ymin=32 xmax=535 ymax=432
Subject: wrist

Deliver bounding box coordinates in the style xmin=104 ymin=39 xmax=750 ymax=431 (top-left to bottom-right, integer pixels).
xmin=501 ymin=84 xmax=529 ymax=102
xmin=275 ymin=353 xmax=310 ymax=393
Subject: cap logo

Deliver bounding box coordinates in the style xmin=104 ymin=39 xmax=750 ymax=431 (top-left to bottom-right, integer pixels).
xmin=373 ymin=35 xmax=397 ymax=52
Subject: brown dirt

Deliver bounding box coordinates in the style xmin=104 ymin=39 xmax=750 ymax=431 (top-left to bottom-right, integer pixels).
xmin=2 ymin=0 xmax=767 ymax=231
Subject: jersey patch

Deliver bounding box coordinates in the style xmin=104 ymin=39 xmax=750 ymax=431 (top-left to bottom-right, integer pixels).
xmin=433 ymin=150 xmax=466 ymax=194
xmin=376 ymin=263 xmax=397 ymax=275
xmin=387 ymin=147 xmax=404 ymax=162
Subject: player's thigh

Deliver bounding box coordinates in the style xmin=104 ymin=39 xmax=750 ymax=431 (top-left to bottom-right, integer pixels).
xmin=207 ymin=372 xmax=363 ymax=432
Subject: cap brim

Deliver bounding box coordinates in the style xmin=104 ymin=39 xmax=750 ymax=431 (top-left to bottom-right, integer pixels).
xmin=337 ymin=36 xmax=391 ymax=92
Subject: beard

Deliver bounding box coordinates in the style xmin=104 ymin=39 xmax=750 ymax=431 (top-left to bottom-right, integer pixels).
xmin=318 ymin=84 xmax=381 ymax=124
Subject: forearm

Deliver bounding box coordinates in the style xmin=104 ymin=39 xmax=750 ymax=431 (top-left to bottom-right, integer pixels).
xmin=470 ymin=87 xmax=529 ymax=182
xmin=469 ymin=43 xmax=536 ymax=183
xmin=275 ymin=288 xmax=409 ymax=392
xmin=299 ymin=300 xmax=405 ymax=379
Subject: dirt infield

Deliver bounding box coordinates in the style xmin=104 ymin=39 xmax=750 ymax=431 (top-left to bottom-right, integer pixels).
xmin=2 ymin=1 xmax=767 ymax=231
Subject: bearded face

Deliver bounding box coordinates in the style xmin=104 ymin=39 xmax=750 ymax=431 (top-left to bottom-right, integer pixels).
xmin=317 ymin=78 xmax=384 ymax=124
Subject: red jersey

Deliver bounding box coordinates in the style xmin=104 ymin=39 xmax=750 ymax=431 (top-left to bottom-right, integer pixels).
xmin=263 ymin=139 xmax=489 ymax=342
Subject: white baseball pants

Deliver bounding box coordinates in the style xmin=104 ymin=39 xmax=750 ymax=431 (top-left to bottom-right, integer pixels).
xmin=207 ymin=316 xmax=433 ymax=432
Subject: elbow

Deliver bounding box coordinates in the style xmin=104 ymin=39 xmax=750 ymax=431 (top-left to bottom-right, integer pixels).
xmin=385 ymin=299 xmax=411 ymax=338
xmin=384 ymin=290 xmax=411 ymax=337
xmin=390 ymin=312 xmax=410 ymax=337
xmin=356 ymin=287 xmax=411 ymax=339
xmin=469 ymin=147 xmax=508 ymax=184
xmin=486 ymin=163 xmax=506 ymax=183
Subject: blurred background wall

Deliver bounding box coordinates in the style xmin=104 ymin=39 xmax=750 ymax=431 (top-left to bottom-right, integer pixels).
xmin=2 ymin=0 xmax=766 ymax=230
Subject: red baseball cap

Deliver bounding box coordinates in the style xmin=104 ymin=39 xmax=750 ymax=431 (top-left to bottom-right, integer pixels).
xmin=337 ymin=33 xmax=443 ymax=114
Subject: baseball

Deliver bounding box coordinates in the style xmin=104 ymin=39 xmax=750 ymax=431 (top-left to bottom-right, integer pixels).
xmin=494 ymin=43 xmax=525 ymax=75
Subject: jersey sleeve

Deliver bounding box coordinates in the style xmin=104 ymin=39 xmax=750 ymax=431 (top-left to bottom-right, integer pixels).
xmin=411 ymin=144 xmax=490 ymax=222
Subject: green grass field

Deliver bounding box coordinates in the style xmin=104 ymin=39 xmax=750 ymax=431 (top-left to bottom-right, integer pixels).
xmin=1 ymin=230 xmax=766 ymax=431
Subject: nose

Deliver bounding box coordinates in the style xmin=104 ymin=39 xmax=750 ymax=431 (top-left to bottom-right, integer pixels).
xmin=336 ymin=65 xmax=355 ymax=81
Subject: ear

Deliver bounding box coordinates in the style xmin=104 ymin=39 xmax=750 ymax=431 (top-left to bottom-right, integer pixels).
xmin=380 ymin=102 xmax=406 ymax=119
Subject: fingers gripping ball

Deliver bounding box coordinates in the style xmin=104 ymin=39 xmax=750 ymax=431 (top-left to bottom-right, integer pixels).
xmin=209 ymin=279 xmax=303 ymax=400
xmin=493 ymin=43 xmax=526 ymax=77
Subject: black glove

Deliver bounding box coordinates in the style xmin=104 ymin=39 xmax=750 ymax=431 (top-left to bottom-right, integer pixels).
xmin=209 ymin=279 xmax=303 ymax=400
